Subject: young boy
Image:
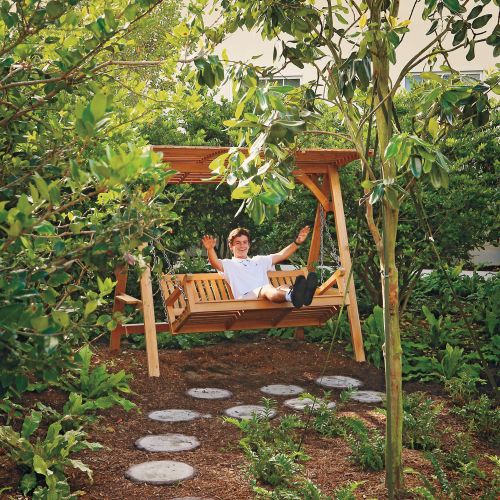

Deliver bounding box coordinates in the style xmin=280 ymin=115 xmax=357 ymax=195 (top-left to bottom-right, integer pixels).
xmin=201 ymin=226 xmax=317 ymax=308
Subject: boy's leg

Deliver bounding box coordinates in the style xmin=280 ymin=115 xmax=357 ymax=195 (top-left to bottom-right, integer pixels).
xmin=259 ymin=284 xmax=287 ymax=303
xmin=261 ymin=280 xmax=307 ymax=307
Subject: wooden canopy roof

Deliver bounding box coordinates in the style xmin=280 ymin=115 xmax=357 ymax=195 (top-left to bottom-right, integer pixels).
xmin=151 ymin=145 xmax=360 ymax=184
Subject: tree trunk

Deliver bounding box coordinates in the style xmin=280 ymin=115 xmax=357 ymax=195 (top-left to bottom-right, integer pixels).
xmin=382 ymin=204 xmax=403 ymax=497
xmin=371 ymin=4 xmax=404 ymax=494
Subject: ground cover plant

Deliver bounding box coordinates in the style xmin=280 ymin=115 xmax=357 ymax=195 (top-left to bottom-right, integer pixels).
xmin=0 ymin=411 xmax=101 ymax=498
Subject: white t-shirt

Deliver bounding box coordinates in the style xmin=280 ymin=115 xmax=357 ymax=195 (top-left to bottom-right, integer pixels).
xmin=220 ymin=255 xmax=274 ymax=299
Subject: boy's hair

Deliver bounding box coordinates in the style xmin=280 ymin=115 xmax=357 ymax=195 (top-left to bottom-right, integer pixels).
xmin=228 ymin=227 xmax=251 ymax=246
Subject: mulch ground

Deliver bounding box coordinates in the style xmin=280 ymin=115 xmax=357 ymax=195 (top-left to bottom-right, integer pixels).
xmin=0 ymin=334 xmax=497 ymax=499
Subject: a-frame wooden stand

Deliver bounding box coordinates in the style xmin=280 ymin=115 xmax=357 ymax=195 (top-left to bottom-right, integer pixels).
xmin=297 ymin=168 xmax=365 ymax=361
xmin=109 ymin=146 xmax=366 ymax=377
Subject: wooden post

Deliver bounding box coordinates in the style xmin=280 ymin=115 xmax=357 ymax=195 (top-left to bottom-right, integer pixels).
xmin=110 ymin=265 xmax=128 ymax=351
xmin=139 ymin=266 xmax=160 ymax=377
xmin=294 ymin=327 xmax=305 ymax=341
xmin=327 ymin=168 xmax=365 ymax=362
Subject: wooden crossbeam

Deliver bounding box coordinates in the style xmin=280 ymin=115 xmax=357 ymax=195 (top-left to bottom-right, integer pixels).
xmin=116 ymin=293 xmax=142 ymax=306
xmin=296 ymin=174 xmax=330 ymax=211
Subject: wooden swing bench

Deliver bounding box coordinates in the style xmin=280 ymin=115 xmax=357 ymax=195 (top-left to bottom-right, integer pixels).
xmin=110 ymin=145 xmax=367 ymax=377
xmin=161 ymin=267 xmax=347 ymax=334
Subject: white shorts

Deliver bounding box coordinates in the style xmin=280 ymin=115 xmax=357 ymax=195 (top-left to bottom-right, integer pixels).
xmin=237 ymin=286 xmax=263 ymax=300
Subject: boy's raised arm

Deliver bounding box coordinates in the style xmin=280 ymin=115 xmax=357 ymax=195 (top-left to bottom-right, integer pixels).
xmin=271 ymin=226 xmax=310 ymax=265
xmin=202 ymin=235 xmax=223 ymax=272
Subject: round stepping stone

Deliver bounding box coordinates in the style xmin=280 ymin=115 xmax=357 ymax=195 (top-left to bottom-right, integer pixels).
xmin=284 ymin=397 xmax=336 ymax=411
xmin=349 ymin=390 xmax=385 ymax=404
xmin=148 ymin=409 xmax=201 ymax=423
xmin=260 ymin=384 xmax=305 ymax=396
xmin=135 ymin=434 xmax=200 ymax=452
xmin=186 ymin=388 xmax=232 ymax=400
xmin=315 ymin=375 xmax=363 ymax=389
xmin=125 ymin=460 xmax=195 ymax=485
xmin=224 ymin=405 xmax=277 ymax=420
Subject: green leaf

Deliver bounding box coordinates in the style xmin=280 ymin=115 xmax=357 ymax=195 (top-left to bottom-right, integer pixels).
xmin=20 ymin=472 xmax=37 ymax=495
xmin=421 ymin=72 xmax=443 ymax=83
xmin=46 ymin=1 xmax=65 ymax=18
xmin=31 ymin=315 xmax=49 ymax=332
xmin=235 ymin=100 xmax=245 ymax=120
xmin=410 ymin=156 xmax=423 ymax=178
xmin=45 ymin=421 xmax=62 ymax=443
xmin=33 ymin=174 xmax=50 ymax=201
xmin=70 ymin=459 xmax=93 ymax=479
xmin=471 ymin=14 xmax=492 ymax=30
xmin=258 ymin=191 xmax=282 ymax=205
xmin=427 ymin=116 xmax=439 ymax=140
xmin=84 ymin=300 xmax=99 ymax=317
xmin=466 ymin=41 xmax=475 ymax=61
xmin=369 ymin=184 xmax=384 ymax=205
xmin=443 ymin=0 xmax=463 ymax=14
xmin=52 ymin=311 xmax=70 ymax=328
xmin=90 ymin=93 xmax=107 ymax=121
xmin=75 ymin=345 xmax=92 ymax=372
xmin=47 ymin=271 xmax=71 ymax=287
xmin=255 ymin=89 xmax=268 ymax=111
xmin=248 ymin=198 xmax=265 ymax=224
xmin=21 ymin=411 xmax=42 ymax=438
xmin=467 ymin=5 xmax=483 ymax=20
xmin=33 ymin=455 xmax=50 ymax=476
xmin=385 ymin=136 xmax=402 ymax=159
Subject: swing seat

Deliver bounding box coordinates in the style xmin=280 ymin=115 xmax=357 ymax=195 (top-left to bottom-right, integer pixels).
xmin=160 ymin=268 xmax=347 ymax=335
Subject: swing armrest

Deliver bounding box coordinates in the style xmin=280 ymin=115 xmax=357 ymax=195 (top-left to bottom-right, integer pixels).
xmin=315 ymin=268 xmax=345 ymax=296
xmin=165 ymin=287 xmax=182 ymax=306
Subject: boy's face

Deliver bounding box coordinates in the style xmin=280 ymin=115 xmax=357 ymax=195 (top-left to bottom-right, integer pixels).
xmin=229 ymin=235 xmax=250 ymax=259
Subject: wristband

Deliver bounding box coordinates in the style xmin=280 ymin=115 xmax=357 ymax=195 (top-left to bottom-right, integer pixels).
xmin=294 ymin=239 xmax=303 ymax=246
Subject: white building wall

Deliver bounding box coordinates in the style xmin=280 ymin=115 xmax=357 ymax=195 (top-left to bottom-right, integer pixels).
xmin=211 ymin=2 xmax=498 ymax=98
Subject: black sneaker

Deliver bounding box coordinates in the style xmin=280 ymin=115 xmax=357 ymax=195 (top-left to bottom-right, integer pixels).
xmin=291 ymin=275 xmax=306 ymax=308
xmin=304 ymin=272 xmax=318 ymax=306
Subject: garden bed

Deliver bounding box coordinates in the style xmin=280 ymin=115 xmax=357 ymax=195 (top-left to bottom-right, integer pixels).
xmin=1 ymin=335 xmax=496 ymax=499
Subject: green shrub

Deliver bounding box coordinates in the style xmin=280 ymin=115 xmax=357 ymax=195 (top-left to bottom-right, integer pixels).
xmin=402 ymin=392 xmax=443 ymax=451
xmin=225 ymin=401 xmax=308 ymax=488
xmin=450 ymin=395 xmax=500 ymax=446
xmin=344 ymin=418 xmax=385 ymax=472
xmin=36 ymin=392 xmax=116 ymax=431
xmin=481 ymin=455 xmax=500 ymax=500
xmin=361 ymin=306 xmax=385 ymax=368
xmin=437 ymin=432 xmax=474 ymax=470
xmin=444 ymin=372 xmax=484 ymax=405
xmin=310 ymin=389 xmax=354 ymax=438
xmin=408 ymin=450 xmax=488 ymax=499
xmin=252 ymin=477 xmax=330 ymax=499
xmin=333 ymin=481 xmax=364 ymax=500
xmin=0 ymin=410 xmax=101 ymax=498
xmin=59 ymin=345 xmax=136 ymax=412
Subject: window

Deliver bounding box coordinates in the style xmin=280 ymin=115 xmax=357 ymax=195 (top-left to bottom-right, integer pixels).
xmin=259 ymin=77 xmax=301 ymax=87
xmin=404 ymin=71 xmax=482 ymax=90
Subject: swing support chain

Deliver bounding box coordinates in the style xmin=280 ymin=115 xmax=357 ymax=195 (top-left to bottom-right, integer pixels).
xmin=150 ymin=240 xmax=186 ymax=325
xmin=319 ymin=204 xmax=341 ymax=283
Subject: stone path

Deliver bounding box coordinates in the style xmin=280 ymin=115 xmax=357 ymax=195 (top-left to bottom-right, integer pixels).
xmin=126 ymin=375 xmax=384 ymax=493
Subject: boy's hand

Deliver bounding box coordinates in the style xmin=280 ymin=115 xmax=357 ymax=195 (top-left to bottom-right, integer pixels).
xmin=296 ymin=226 xmax=310 ymax=245
xmin=202 ymin=235 xmax=217 ymax=250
